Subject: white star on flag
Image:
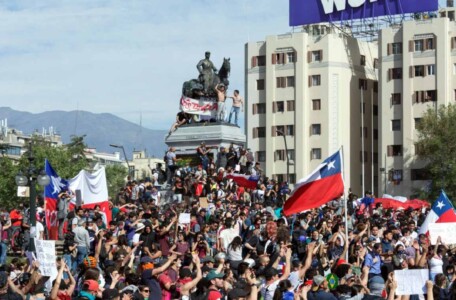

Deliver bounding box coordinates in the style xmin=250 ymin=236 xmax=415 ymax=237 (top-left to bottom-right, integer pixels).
xmin=436 ymin=201 xmax=445 ymax=210
xmin=51 ymin=175 xmax=66 ymax=194
xmin=327 ymin=160 xmax=335 ymax=170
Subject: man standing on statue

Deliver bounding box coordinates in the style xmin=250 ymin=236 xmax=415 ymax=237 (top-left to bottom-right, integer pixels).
xmin=197 ymin=51 xmax=218 ymax=94
xmin=214 ymin=83 xmax=227 ymax=122
xmin=228 ymin=89 xmax=244 ymax=126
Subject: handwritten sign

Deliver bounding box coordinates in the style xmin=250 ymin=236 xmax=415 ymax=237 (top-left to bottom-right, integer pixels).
xmin=394 ymin=269 xmax=428 ymax=295
xmin=199 ymin=197 xmax=208 ymax=209
xmin=180 ymin=96 xmax=218 ymax=116
xmin=429 ymin=223 xmax=456 ymax=244
xmin=178 ymin=213 xmax=191 ymax=224
xmin=35 ymin=239 xmax=57 ymax=277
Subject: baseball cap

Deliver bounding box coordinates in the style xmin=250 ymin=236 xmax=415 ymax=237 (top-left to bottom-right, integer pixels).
xmin=206 ymin=270 xmax=224 ymax=281
xmin=83 ymin=279 xmax=99 ymax=292
xmin=102 ymin=288 xmax=120 ymax=300
xmin=140 ymin=256 xmax=154 ymax=264
xmin=313 ymin=275 xmax=325 ymax=286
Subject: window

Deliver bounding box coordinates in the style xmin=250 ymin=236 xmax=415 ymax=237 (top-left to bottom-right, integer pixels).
xmin=276 ymin=76 xmax=295 ymax=88
xmin=414 ymin=40 xmax=424 ymax=52
xmin=415 ymin=143 xmax=424 ymax=155
xmin=426 ymin=38 xmax=434 ymax=50
xmin=256 ymin=151 xmax=266 ymax=162
xmin=427 ymin=64 xmax=435 ymax=76
xmin=273 ymin=125 xmax=285 ymax=136
xmin=360 ymin=151 xmax=368 ymax=163
xmin=387 ymin=145 xmax=403 ymax=156
xmin=311 ymin=124 xmax=321 ymax=135
xmin=388 ymin=42 xmax=402 ymax=55
xmin=287 ymin=150 xmax=295 ymax=162
xmin=286 ymin=100 xmax=295 ymax=111
xmin=272 ymin=53 xmax=285 ymax=64
xmin=308 ymin=50 xmax=323 ymax=62
xmin=286 ymin=125 xmax=295 ymax=136
xmin=453 ymin=63 xmax=456 ymax=75
xmin=392 ymin=119 xmax=401 ymax=131
xmin=275 ymin=150 xmax=286 ymax=161
xmin=414 ymin=118 xmax=422 ymax=129
xmin=392 ymin=93 xmax=401 ymax=105
xmin=309 ymin=75 xmax=321 ymax=86
xmin=287 ymin=52 xmax=296 ymax=63
xmin=274 ymin=174 xmax=284 ymax=184
xmin=373 ymin=105 xmax=378 ymax=116
xmin=374 ymin=129 xmax=378 ymax=140
xmin=257 ymin=79 xmax=265 ymax=90
xmin=273 ymin=101 xmax=285 ymax=113
xmin=360 ymin=127 xmax=367 ymax=138
xmin=389 ymin=169 xmax=403 ymax=182
xmin=251 ymin=55 xmax=266 ymax=67
xmin=373 ymin=58 xmax=379 ymax=69
xmin=411 ymin=169 xmax=430 ymax=181
xmin=373 ymin=152 xmax=378 ymax=164
xmin=413 ymin=65 xmax=425 ymax=77
xmin=361 ymin=102 xmax=365 ymax=114
xmin=414 ymin=90 xmax=437 ymax=103
xmin=288 ymin=174 xmax=296 ymax=184
xmin=311 ymin=148 xmax=322 ymax=159
xmin=359 ymin=79 xmax=368 ymax=90
xmin=253 ymin=127 xmax=266 ymax=138
xmin=360 ymin=55 xmax=366 ymax=66
xmin=388 ymin=68 xmax=402 ymax=80
xmin=373 ymin=82 xmax=378 ymax=93
xmin=253 ymin=103 xmax=266 ymax=114
xmin=287 ymin=76 xmax=295 ymax=87
xmin=312 ymin=99 xmax=321 ymax=110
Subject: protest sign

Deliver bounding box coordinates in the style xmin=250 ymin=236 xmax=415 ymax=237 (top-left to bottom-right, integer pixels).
xmin=178 ymin=213 xmax=191 ymax=224
xmin=429 ymin=223 xmax=456 ymax=244
xmin=394 ymin=269 xmax=428 ymax=295
xmin=199 ymin=197 xmax=208 ymax=209
xmin=34 ymin=239 xmax=57 ymax=277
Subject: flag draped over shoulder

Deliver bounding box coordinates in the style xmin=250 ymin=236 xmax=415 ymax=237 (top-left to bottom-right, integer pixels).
xmin=226 ymin=173 xmax=259 ymax=190
xmin=44 ymin=159 xmax=68 ymax=230
xmin=283 ymin=150 xmax=344 ymax=216
xmin=419 ymin=190 xmax=456 ymax=234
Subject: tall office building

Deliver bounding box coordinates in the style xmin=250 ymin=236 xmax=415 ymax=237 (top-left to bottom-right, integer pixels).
xmin=245 ymin=27 xmax=378 ymax=196
xmin=379 ymin=8 xmax=456 ymax=197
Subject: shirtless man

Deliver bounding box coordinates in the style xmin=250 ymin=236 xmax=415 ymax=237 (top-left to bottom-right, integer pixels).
xmin=228 ymin=89 xmax=244 ymax=126
xmin=214 ymin=83 xmax=226 ymax=122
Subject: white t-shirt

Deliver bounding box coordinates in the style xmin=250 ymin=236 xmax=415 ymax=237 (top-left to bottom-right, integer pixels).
xmin=35 ymin=222 xmax=45 ymax=240
xmin=219 ymin=228 xmax=238 ymax=250
xmin=261 ymin=280 xmax=279 ymax=300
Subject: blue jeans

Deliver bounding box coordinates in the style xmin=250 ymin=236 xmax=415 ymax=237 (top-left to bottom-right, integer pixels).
xmin=76 ymin=246 xmax=87 ymax=271
xmin=0 ymin=242 xmax=7 ymax=265
xmin=229 ymin=106 xmax=240 ymax=126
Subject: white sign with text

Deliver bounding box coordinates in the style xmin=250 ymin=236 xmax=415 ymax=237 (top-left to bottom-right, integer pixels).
xmin=429 ymin=223 xmax=456 ymax=244
xmin=395 ymin=269 xmax=428 ymax=295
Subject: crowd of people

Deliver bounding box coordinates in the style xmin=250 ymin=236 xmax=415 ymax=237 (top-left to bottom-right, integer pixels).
xmin=0 ymin=148 xmax=453 ymax=300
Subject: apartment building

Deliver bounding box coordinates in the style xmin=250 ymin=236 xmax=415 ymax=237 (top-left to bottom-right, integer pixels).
xmin=379 ymin=10 xmax=456 ymax=197
xmin=245 ymin=27 xmax=378 ymax=195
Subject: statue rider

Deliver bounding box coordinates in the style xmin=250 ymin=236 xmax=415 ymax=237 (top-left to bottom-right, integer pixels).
xmin=197 ymin=51 xmax=218 ymax=94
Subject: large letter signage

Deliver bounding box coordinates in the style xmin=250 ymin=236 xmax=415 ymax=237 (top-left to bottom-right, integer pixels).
xmin=290 ymin=0 xmax=438 ymax=26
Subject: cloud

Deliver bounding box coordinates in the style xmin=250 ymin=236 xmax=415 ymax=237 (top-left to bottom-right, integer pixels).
xmin=0 ymin=0 xmax=289 ymax=130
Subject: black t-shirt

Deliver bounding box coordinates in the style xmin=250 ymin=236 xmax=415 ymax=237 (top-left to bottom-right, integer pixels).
xmin=177 ymin=112 xmax=186 ymax=122
xmin=0 ymin=289 xmax=22 ymax=300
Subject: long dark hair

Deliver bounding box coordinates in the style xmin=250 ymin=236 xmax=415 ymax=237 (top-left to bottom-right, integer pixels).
xmin=228 ymin=236 xmax=242 ymax=251
xmin=272 ymin=279 xmax=292 ymax=300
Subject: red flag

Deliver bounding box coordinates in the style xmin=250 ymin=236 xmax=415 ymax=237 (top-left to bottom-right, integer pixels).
xmin=283 ymin=150 xmax=344 ymax=216
xmin=226 ymin=174 xmax=259 ymax=190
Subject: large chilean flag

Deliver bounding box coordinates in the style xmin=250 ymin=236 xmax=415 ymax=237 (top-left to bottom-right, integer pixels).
xmin=283 ymin=150 xmax=344 ymax=216
xmin=419 ymin=191 xmax=456 ymax=234
xmin=226 ymin=173 xmax=260 ymax=190
xmin=44 ymin=159 xmax=68 ymax=232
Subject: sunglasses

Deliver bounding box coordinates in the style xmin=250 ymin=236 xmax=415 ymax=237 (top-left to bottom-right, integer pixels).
xmin=143 ymin=289 xmax=150 ymax=293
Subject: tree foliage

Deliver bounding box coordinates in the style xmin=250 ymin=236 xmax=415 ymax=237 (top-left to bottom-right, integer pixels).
xmin=415 ymin=104 xmax=456 ymax=201
xmin=105 ymin=164 xmax=128 ymax=201
xmin=0 ymin=156 xmax=20 ymax=209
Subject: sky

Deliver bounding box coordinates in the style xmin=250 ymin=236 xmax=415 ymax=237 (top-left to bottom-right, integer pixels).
xmin=0 ymin=0 xmax=290 ymax=130
xmin=0 ymin=0 xmax=448 ymax=131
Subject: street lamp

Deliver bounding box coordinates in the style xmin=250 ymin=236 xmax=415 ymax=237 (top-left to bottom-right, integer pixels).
xmin=109 ymin=144 xmax=131 ymax=177
xmin=276 ymin=129 xmax=290 ymax=183
xmin=15 ymin=142 xmax=50 ymax=252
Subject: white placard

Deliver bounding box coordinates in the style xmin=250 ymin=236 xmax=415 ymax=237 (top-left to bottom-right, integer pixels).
xmin=429 ymin=222 xmax=456 ymax=244
xmin=17 ymin=186 xmax=29 ymax=197
xmin=394 ymin=269 xmax=428 ymax=295
xmin=34 ymin=239 xmax=57 ymax=277
xmin=178 ymin=213 xmax=191 ymax=224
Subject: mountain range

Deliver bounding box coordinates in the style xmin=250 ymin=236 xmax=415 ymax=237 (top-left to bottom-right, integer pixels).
xmin=0 ymin=107 xmax=168 ymax=158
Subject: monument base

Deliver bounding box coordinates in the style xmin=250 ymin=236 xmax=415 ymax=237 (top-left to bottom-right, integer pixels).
xmin=165 ymin=122 xmax=246 ymax=167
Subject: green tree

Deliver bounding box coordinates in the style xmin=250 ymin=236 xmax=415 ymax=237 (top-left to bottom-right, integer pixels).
xmin=105 ymin=164 xmax=128 ymax=201
xmin=415 ymin=104 xmax=456 ymax=201
xmin=0 ymin=154 xmax=20 ymax=209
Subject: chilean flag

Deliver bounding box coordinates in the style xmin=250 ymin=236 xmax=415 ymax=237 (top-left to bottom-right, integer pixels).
xmin=226 ymin=173 xmax=259 ymax=190
xmin=44 ymin=159 xmax=68 ymax=232
xmin=418 ymin=191 xmax=456 ymax=234
xmin=283 ymin=150 xmax=344 ymax=216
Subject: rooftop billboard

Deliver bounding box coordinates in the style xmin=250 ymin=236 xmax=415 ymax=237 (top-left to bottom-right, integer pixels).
xmin=290 ymin=0 xmax=439 ymax=26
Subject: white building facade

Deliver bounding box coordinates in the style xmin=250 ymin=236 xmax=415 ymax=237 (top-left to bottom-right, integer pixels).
xmin=245 ymin=28 xmax=379 ymax=196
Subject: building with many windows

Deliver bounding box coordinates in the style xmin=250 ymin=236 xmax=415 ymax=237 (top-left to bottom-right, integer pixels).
xmin=245 ymin=27 xmax=379 ymax=195
xmin=379 ymin=9 xmax=456 ymax=197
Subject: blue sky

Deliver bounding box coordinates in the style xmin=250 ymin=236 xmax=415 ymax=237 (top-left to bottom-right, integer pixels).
xmin=0 ymin=1 xmax=447 ymax=130
xmin=0 ymin=0 xmax=289 ymax=130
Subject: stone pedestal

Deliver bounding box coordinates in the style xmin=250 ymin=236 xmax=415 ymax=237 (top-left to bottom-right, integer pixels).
xmin=165 ymin=122 xmax=246 ymax=163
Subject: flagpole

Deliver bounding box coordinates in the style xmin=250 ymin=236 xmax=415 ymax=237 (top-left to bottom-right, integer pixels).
xmin=341 ymin=146 xmax=349 ymax=261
